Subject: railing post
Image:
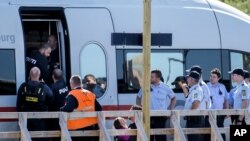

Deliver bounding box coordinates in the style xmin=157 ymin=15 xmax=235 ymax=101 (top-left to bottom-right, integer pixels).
xmin=59 ymin=112 xmax=72 ymax=141
xmin=209 ymin=111 xmax=223 ymax=141
xmin=171 ymin=111 xmax=186 ymax=141
xmin=135 ymin=111 xmax=142 ymax=141
xmin=244 ymin=109 xmax=250 ymax=124
xmin=135 ymin=111 xmax=148 ymax=141
xmin=18 ymin=112 xmax=31 ymax=141
xmin=98 ymin=112 xmax=111 ymax=141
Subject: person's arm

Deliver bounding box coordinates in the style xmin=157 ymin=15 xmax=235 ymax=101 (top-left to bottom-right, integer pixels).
xmin=168 ymin=88 xmax=176 ymax=110
xmin=238 ymin=87 xmax=250 ymax=124
xmin=191 ymin=100 xmax=200 ymax=109
xmin=16 ymin=84 xmax=24 ymax=111
xmin=169 ymin=97 xmax=176 ymax=110
xmin=60 ymin=95 xmax=78 ymax=112
xmin=136 ymin=89 xmax=142 ymax=106
xmin=45 ymin=85 xmax=54 ymax=106
xmin=223 ymin=86 xmax=229 ymax=109
xmin=179 ymin=82 xmax=189 ymax=97
xmin=204 ymin=85 xmax=211 ymax=109
xmin=95 ymin=99 xmax=102 ymax=111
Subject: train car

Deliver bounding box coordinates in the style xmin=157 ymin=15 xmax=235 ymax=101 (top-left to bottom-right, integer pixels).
xmin=0 ymin=0 xmax=250 ymax=139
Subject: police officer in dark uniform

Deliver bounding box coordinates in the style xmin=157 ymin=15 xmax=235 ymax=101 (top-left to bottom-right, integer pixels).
xmin=16 ymin=67 xmax=53 ymax=141
xmin=47 ymin=69 xmax=68 ymax=141
xmin=26 ymin=43 xmax=52 ymax=83
xmin=50 ymin=69 xmax=68 ymax=111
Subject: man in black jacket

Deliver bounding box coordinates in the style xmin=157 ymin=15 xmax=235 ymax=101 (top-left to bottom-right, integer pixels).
xmin=26 ymin=43 xmax=52 ymax=83
xmin=16 ymin=67 xmax=53 ymax=141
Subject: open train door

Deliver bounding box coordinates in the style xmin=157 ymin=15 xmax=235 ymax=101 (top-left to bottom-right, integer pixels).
xmin=65 ymin=8 xmax=117 ymax=108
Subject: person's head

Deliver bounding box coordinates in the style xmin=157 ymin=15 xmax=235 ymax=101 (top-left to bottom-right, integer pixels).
xmin=47 ymin=35 xmax=57 ymax=50
xmin=210 ymin=68 xmax=221 ymax=84
xmin=84 ymin=74 xmax=97 ymax=85
xmin=187 ymin=71 xmax=200 ymax=87
xmin=171 ymin=76 xmax=186 ymax=89
xmin=129 ymin=105 xmax=142 ymax=123
xmin=244 ymin=70 xmax=250 ymax=83
xmin=39 ymin=43 xmax=52 ymax=58
xmin=52 ymin=69 xmax=63 ymax=82
xmin=83 ymin=74 xmax=97 ymax=90
xmin=229 ymin=68 xmax=244 ymax=83
xmin=186 ymin=65 xmax=202 ymax=75
xmin=113 ymin=117 xmax=128 ymax=129
xmin=151 ymin=70 xmax=163 ymax=85
xmin=29 ymin=67 xmax=41 ymax=81
xmin=70 ymin=75 xmax=82 ymax=89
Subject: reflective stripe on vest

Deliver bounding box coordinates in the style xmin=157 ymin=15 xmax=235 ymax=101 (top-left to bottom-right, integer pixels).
xmin=67 ymin=89 xmax=97 ymax=130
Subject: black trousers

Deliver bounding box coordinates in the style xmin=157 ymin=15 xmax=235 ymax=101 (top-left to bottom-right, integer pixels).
xmin=186 ymin=116 xmax=205 ymax=141
xmin=150 ymin=117 xmax=167 ymax=141
xmin=27 ymin=119 xmax=49 ymax=141
xmin=204 ymin=116 xmax=226 ymax=141
xmin=71 ymin=124 xmax=99 ymax=141
xmin=47 ymin=119 xmax=60 ymax=141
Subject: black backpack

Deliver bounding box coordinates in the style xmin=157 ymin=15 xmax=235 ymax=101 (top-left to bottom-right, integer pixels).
xmin=21 ymin=83 xmax=47 ymax=111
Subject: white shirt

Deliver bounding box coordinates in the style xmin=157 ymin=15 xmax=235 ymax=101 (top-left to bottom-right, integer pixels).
xmin=207 ymin=82 xmax=228 ymax=109
xmin=233 ymin=81 xmax=250 ymax=109
xmin=138 ymin=82 xmax=175 ymax=110
xmin=184 ymin=84 xmax=205 ymax=110
xmin=200 ymin=80 xmax=211 ymax=109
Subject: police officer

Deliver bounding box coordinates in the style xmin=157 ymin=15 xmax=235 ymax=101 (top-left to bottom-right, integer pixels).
xmin=16 ymin=67 xmax=53 ymax=141
xmin=60 ymin=75 xmax=101 ymax=141
xmin=229 ymin=68 xmax=250 ymax=125
xmin=50 ymin=69 xmax=68 ymax=111
xmin=205 ymin=68 xmax=228 ymax=141
xmin=26 ymin=43 xmax=52 ymax=83
xmin=183 ymin=71 xmax=205 ymax=141
xmin=136 ymin=70 xmax=176 ymax=141
xmin=48 ymin=69 xmax=69 ymax=137
xmin=186 ymin=65 xmax=211 ymax=109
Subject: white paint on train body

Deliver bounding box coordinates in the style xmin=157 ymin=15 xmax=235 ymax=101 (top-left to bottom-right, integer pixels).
xmin=0 ymin=0 xmax=249 ymax=138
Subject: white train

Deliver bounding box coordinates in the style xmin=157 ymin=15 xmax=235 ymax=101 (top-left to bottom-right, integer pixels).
xmin=0 ymin=0 xmax=250 ymax=137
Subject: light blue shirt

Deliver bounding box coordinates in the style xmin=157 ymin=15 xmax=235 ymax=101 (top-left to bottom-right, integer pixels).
xmin=184 ymin=84 xmax=205 ymax=110
xmin=233 ymin=81 xmax=250 ymax=109
xmin=207 ymin=82 xmax=228 ymax=109
xmin=138 ymin=82 xmax=175 ymax=110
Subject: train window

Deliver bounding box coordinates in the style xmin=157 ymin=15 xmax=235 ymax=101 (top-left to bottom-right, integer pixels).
xmin=230 ymin=52 xmax=243 ymax=69
xmin=185 ymin=50 xmax=222 ymax=82
xmin=80 ymin=43 xmax=107 ymax=99
xmin=117 ymin=49 xmax=184 ymax=93
xmin=0 ymin=50 xmax=16 ymax=95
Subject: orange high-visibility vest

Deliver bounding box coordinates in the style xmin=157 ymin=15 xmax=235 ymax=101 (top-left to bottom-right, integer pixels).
xmin=67 ymin=89 xmax=98 ymax=130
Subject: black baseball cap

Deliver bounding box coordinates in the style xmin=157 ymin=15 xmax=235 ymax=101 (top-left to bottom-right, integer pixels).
xmin=228 ymin=68 xmax=244 ymax=77
xmin=186 ymin=65 xmax=202 ymax=74
xmin=244 ymin=70 xmax=250 ymax=79
xmin=187 ymin=71 xmax=200 ymax=80
xmin=171 ymin=76 xmax=186 ymax=85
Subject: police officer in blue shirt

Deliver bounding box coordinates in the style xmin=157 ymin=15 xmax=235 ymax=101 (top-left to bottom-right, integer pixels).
xmin=205 ymin=68 xmax=228 ymax=141
xmin=136 ymin=70 xmax=176 ymax=141
xmin=183 ymin=71 xmax=205 ymax=141
xmin=229 ymin=68 xmax=250 ymax=125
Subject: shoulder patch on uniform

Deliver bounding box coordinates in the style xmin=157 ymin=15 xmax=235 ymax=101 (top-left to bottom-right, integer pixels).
xmin=242 ymin=89 xmax=246 ymax=96
xmin=194 ymin=93 xmax=198 ymax=98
